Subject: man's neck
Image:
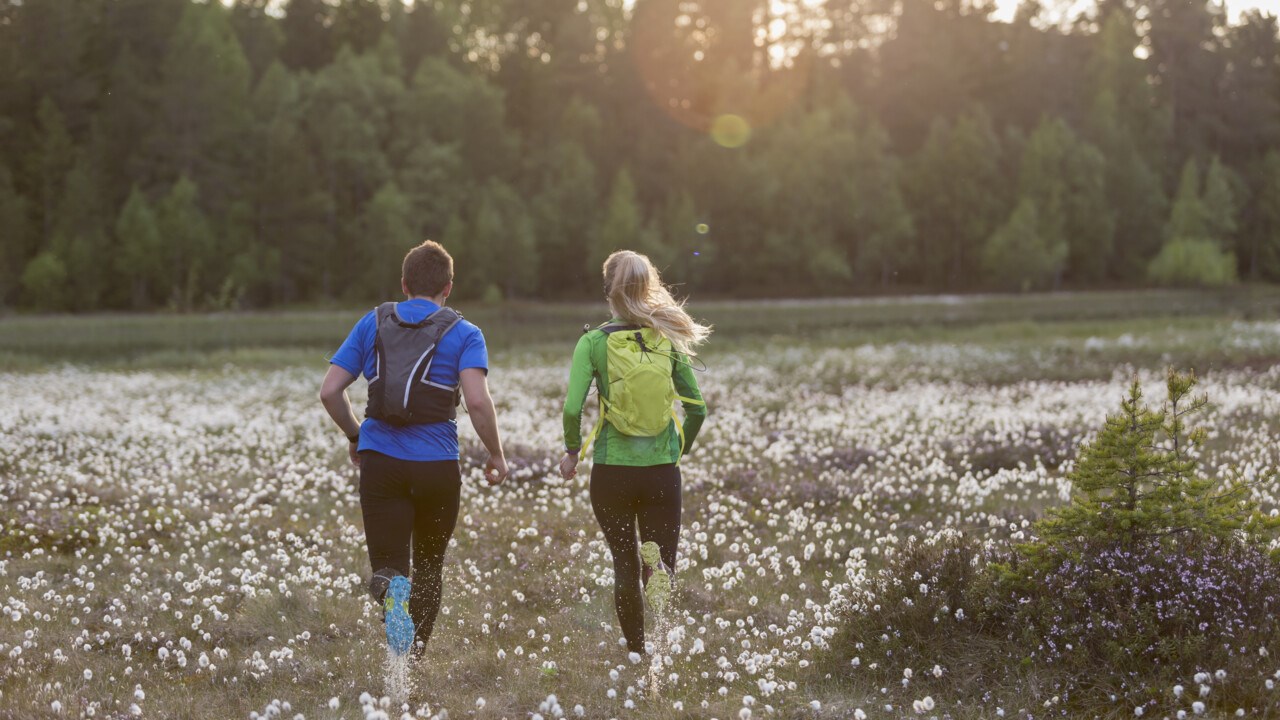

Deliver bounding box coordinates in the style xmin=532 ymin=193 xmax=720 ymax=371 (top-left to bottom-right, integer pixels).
xmin=407 ymin=294 xmax=447 ymax=305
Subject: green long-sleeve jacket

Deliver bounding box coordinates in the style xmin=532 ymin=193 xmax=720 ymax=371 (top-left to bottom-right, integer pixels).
xmin=562 ymin=323 xmax=707 ymax=466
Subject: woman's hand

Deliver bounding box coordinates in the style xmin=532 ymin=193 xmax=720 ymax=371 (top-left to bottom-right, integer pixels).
xmin=558 ymin=452 xmax=578 ymax=480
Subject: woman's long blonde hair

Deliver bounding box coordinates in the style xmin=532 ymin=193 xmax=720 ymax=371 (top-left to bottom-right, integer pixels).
xmin=603 ymin=250 xmax=711 ymax=356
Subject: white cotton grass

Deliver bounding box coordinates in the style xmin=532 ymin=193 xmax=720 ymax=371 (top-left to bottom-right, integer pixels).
xmin=0 ymin=336 xmax=1278 ymax=716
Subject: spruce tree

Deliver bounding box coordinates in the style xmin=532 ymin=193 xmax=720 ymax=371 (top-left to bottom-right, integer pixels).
xmin=1031 ymin=369 xmax=1276 ymax=559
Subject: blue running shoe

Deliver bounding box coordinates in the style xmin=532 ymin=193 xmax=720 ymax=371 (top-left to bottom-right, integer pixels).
xmin=384 ymin=575 xmax=414 ymax=656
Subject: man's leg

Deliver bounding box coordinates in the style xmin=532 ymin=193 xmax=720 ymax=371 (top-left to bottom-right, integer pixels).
xmin=359 ymin=451 xmax=414 ymax=599
xmin=590 ymin=464 xmax=644 ymax=653
xmin=407 ymin=460 xmax=462 ymax=648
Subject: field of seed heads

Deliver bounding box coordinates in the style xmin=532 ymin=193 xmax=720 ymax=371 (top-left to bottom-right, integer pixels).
xmin=2 ymin=321 xmax=1280 ymax=720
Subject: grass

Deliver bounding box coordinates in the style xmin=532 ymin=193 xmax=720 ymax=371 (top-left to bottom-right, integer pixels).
xmin=2 ymin=287 xmax=1279 ymax=365
xmin=1 ymin=289 xmax=1279 ymax=719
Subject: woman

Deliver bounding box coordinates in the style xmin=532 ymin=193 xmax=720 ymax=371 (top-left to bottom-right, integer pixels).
xmin=560 ymin=250 xmax=711 ymax=654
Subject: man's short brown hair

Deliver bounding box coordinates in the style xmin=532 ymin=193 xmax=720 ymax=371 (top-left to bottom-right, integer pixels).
xmin=402 ymin=241 xmax=454 ymax=297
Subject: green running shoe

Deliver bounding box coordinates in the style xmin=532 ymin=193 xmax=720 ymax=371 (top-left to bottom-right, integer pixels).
xmin=640 ymin=541 xmax=671 ymax=614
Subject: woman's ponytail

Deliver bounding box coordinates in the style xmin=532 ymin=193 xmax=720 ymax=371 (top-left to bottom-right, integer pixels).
xmin=603 ymin=250 xmax=712 ymax=356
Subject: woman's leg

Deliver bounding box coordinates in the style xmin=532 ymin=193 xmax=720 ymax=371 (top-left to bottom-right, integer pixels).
xmin=636 ymin=464 xmax=682 ymax=572
xmin=408 ymin=460 xmax=462 ymax=648
xmin=590 ymin=464 xmax=644 ymax=653
xmin=359 ymin=451 xmax=414 ymax=588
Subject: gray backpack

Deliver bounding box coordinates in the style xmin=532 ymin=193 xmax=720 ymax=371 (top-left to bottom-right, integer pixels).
xmin=365 ymin=303 xmax=464 ymax=426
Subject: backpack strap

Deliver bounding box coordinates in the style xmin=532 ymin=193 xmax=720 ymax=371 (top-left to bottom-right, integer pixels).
xmin=599 ymin=322 xmax=641 ymax=335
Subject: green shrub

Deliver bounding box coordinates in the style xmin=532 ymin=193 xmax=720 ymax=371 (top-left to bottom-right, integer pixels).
xmin=1147 ymin=238 xmax=1237 ymax=287
xmin=836 ymin=371 xmax=1280 ymax=716
xmin=1013 ymin=369 xmax=1278 ymax=579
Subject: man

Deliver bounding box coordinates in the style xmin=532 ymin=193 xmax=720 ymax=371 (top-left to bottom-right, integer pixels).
xmin=320 ymin=240 xmax=508 ymax=657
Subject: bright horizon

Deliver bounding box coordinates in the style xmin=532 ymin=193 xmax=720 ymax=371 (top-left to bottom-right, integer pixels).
xmin=990 ymin=0 xmax=1280 ymax=22
xmin=617 ymin=0 xmax=1280 ymax=26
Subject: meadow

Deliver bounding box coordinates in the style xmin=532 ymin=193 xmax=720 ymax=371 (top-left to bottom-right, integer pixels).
xmin=2 ymin=291 xmax=1280 ymax=719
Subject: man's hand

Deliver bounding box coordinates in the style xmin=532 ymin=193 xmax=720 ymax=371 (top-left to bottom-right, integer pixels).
xmin=558 ymin=452 xmax=578 ymax=480
xmin=484 ymin=454 xmax=509 ymax=486
xmin=348 ymin=441 xmax=361 ymax=468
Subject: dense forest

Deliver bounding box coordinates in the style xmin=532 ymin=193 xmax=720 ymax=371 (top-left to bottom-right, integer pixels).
xmin=1 ymin=0 xmax=1278 ymax=309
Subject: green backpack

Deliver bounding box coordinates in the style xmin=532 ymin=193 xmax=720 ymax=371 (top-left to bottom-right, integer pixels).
xmin=583 ymin=324 xmax=704 ymax=458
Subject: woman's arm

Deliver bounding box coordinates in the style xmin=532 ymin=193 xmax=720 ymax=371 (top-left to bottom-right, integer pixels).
xmin=559 ymin=336 xmax=595 ymax=479
xmin=673 ymin=354 xmax=707 ymax=456
xmin=562 ymin=335 xmax=595 ymax=453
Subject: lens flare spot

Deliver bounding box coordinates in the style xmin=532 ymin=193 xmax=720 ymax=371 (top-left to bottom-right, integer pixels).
xmin=696 ymin=223 xmax=710 ymax=235
xmin=710 ymin=114 xmax=752 ymax=149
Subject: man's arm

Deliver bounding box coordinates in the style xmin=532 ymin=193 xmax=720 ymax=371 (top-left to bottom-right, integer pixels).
xmin=320 ymin=364 xmax=362 ymax=467
xmin=460 ymin=368 xmax=508 ymax=485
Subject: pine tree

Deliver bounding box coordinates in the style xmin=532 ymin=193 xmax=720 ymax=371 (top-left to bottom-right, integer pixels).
xmin=1030 ymin=369 xmax=1276 ymax=558
xmin=114 ymin=186 xmax=164 ymax=309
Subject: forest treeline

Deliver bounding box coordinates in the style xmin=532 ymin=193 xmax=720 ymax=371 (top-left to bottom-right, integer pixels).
xmin=1 ymin=0 xmax=1279 ymax=309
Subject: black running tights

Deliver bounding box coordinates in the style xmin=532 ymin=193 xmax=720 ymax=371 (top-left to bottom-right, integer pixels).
xmin=358 ymin=451 xmax=461 ymax=647
xmin=589 ymin=463 xmax=682 ymax=653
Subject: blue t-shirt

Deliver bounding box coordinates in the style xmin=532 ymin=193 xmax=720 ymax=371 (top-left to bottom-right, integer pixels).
xmin=331 ymin=299 xmax=488 ymax=462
